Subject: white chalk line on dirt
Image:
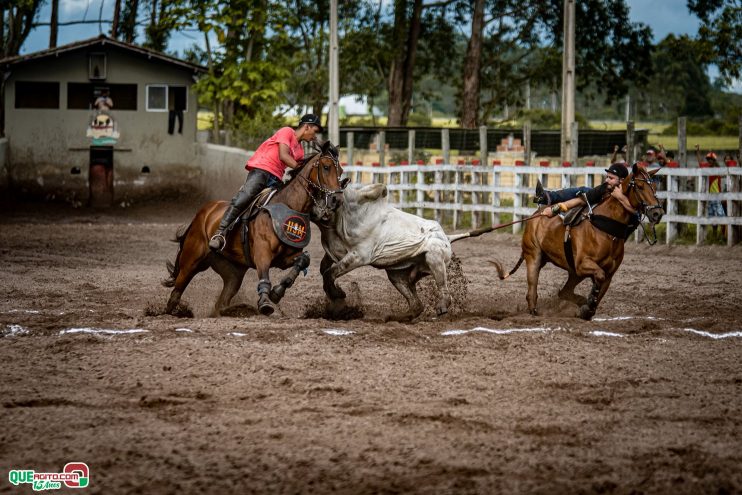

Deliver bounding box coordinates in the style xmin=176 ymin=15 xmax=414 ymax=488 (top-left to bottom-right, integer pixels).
xmin=2 ymin=324 xmax=30 ymax=337
xmin=3 ymin=309 xmax=41 ymax=314
xmin=59 ymin=328 xmax=148 ymax=335
xmin=675 ymin=328 xmax=742 ymax=339
xmin=592 ymin=316 xmax=663 ymax=322
xmin=590 ymin=330 xmax=625 ymax=337
xmin=441 ymin=327 xmax=554 ymax=336
xmin=322 ymin=329 xmax=355 ymax=336
xmin=175 ymin=328 xmax=193 ymax=333
xmin=228 ymin=332 xmax=247 ymax=337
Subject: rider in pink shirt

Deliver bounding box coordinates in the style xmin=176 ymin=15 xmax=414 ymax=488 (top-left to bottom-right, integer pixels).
xmin=209 ymin=114 xmax=323 ymax=251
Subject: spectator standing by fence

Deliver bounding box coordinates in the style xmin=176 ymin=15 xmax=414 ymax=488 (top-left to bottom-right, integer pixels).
xmin=696 ymin=144 xmax=726 ymax=237
xmin=610 ymin=144 xmax=627 ymax=166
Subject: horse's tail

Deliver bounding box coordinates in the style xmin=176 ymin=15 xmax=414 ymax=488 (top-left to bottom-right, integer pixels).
xmin=162 ymin=223 xmax=192 ymax=288
xmin=489 ymin=256 xmax=524 ymax=280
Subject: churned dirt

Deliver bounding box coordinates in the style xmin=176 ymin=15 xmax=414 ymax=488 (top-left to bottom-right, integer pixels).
xmin=1 ymin=198 xmax=741 ymax=494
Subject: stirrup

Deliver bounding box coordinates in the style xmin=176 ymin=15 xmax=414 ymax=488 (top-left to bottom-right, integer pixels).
xmin=208 ymin=233 xmax=226 ymax=251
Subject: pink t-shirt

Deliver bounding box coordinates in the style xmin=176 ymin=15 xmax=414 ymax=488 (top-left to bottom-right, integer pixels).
xmin=246 ymin=127 xmax=303 ymax=179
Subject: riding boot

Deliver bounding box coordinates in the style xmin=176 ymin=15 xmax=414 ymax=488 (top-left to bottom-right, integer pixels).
xmin=532 ymin=180 xmax=551 ymax=205
xmin=208 ymin=205 xmax=242 ymax=250
xmin=209 ymin=170 xmax=271 ymax=251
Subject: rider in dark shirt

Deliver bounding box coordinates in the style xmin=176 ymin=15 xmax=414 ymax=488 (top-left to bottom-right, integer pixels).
xmin=540 ymin=163 xmax=638 ymax=218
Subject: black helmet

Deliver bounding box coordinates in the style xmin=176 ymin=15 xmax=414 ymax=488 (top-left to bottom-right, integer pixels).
xmin=605 ymin=163 xmax=628 ymax=179
xmin=298 ymin=114 xmax=323 ymax=133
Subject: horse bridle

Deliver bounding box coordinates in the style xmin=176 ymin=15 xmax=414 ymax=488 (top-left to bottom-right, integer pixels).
xmin=297 ymin=150 xmax=345 ymax=216
xmin=626 ymin=168 xmax=663 ymax=245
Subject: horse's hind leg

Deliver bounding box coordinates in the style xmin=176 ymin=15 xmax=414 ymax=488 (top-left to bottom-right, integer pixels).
xmin=209 ymin=253 xmax=247 ymax=316
xmin=558 ymin=272 xmax=587 ymax=307
xmin=524 ymin=253 xmax=545 ymax=315
xmin=385 ymin=268 xmax=424 ymax=322
xmin=166 ymin=240 xmax=211 ymax=315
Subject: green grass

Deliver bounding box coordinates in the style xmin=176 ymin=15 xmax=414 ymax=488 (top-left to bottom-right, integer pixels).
xmin=650 ymin=134 xmax=739 ymax=152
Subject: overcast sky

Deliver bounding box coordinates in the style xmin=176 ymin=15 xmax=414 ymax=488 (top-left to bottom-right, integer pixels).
xmin=19 ymin=0 xmax=735 ymax=90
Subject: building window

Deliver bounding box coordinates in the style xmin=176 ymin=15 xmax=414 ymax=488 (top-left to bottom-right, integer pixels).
xmin=67 ymin=83 xmax=138 ymax=110
xmin=146 ymin=85 xmax=167 ymax=111
xmin=15 ymin=81 xmax=60 ymax=108
xmin=89 ymin=53 xmax=107 ymax=80
xmin=146 ymin=84 xmax=187 ymax=112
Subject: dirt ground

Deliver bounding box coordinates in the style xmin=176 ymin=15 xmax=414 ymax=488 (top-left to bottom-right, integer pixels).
xmin=1 ymin=199 xmax=741 ymax=494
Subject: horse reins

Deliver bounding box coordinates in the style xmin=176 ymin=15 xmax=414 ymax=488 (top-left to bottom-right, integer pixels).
xmin=297 ymin=152 xmax=344 ymax=214
xmin=626 ymin=169 xmax=662 ymax=245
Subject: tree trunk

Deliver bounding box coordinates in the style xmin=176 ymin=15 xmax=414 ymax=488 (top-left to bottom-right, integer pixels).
xmin=1 ymin=7 xmax=6 ymax=58
xmin=387 ymin=0 xmax=408 ymax=126
xmin=387 ymin=0 xmax=423 ymax=127
xmin=399 ymin=0 xmax=422 ymax=125
xmin=6 ymin=2 xmax=40 ymax=57
xmin=49 ymin=0 xmax=58 ymax=48
xmin=122 ymin=0 xmax=139 ymax=43
xmin=111 ymin=0 xmax=121 ymax=38
xmin=460 ymin=0 xmax=485 ymax=128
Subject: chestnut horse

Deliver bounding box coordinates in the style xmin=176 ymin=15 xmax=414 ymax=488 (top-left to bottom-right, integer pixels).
xmin=163 ymin=141 xmax=344 ymax=316
xmin=492 ymin=164 xmax=664 ymax=320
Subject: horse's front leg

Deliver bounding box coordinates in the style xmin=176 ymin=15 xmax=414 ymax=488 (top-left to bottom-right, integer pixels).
xmin=253 ymin=248 xmax=276 ymax=316
xmin=269 ymin=251 xmax=310 ymax=304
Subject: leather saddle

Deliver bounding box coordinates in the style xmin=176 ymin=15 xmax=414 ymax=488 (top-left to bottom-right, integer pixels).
xmin=560 ymin=204 xmax=589 ymax=228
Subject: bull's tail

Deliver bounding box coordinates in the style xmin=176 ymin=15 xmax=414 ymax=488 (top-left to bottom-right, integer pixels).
xmin=162 ymin=223 xmax=193 ymax=288
xmin=489 ymin=256 xmax=524 ymax=280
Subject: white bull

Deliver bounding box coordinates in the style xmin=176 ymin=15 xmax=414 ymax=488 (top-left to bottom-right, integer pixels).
xmin=312 ymin=183 xmax=467 ymax=321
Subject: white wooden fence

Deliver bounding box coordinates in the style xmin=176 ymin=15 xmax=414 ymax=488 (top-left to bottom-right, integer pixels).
xmin=341 ymin=163 xmax=742 ymax=246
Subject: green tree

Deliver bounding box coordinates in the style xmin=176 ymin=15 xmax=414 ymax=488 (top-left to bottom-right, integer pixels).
xmin=1 ymin=0 xmax=42 ymax=58
xmin=652 ymin=35 xmax=713 ymax=117
xmin=455 ymin=0 xmax=652 ymax=127
xmin=120 ymin=0 xmax=139 ymax=43
xmin=688 ymin=0 xmax=742 ymax=86
xmin=188 ymin=0 xmax=288 ymax=144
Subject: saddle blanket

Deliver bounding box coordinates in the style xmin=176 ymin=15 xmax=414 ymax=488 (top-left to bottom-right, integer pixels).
xmin=261 ymin=204 xmax=311 ymax=249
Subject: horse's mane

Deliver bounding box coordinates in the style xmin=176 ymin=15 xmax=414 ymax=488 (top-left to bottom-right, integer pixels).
xmin=286 ymin=142 xmax=338 ymax=181
xmin=287 ymin=152 xmax=319 ymax=181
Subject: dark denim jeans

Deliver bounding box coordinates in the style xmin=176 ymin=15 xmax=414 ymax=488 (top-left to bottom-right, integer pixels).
xmin=542 ymin=186 xmax=592 ymax=204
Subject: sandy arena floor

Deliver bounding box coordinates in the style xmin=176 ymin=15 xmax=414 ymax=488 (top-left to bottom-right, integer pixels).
xmin=1 ymin=199 xmax=741 ymax=494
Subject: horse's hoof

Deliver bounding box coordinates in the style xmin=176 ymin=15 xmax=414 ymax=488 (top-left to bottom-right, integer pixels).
xmin=436 ymin=306 xmax=448 ymax=316
xmin=528 ymin=308 xmax=538 ymax=316
xmin=269 ymin=286 xmax=285 ymax=304
xmin=259 ymin=302 xmax=275 ymax=316
xmin=579 ymin=305 xmax=595 ymax=320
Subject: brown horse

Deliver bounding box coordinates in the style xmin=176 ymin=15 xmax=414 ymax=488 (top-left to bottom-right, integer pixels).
xmin=492 ymin=164 xmax=664 ymax=320
xmin=163 ymin=141 xmax=344 ymax=317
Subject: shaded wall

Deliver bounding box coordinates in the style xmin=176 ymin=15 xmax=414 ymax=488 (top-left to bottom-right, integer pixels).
xmin=5 ymin=46 xmax=200 ymax=201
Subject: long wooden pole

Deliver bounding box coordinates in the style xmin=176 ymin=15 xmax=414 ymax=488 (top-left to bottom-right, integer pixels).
xmin=560 ymin=0 xmax=575 ymax=164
